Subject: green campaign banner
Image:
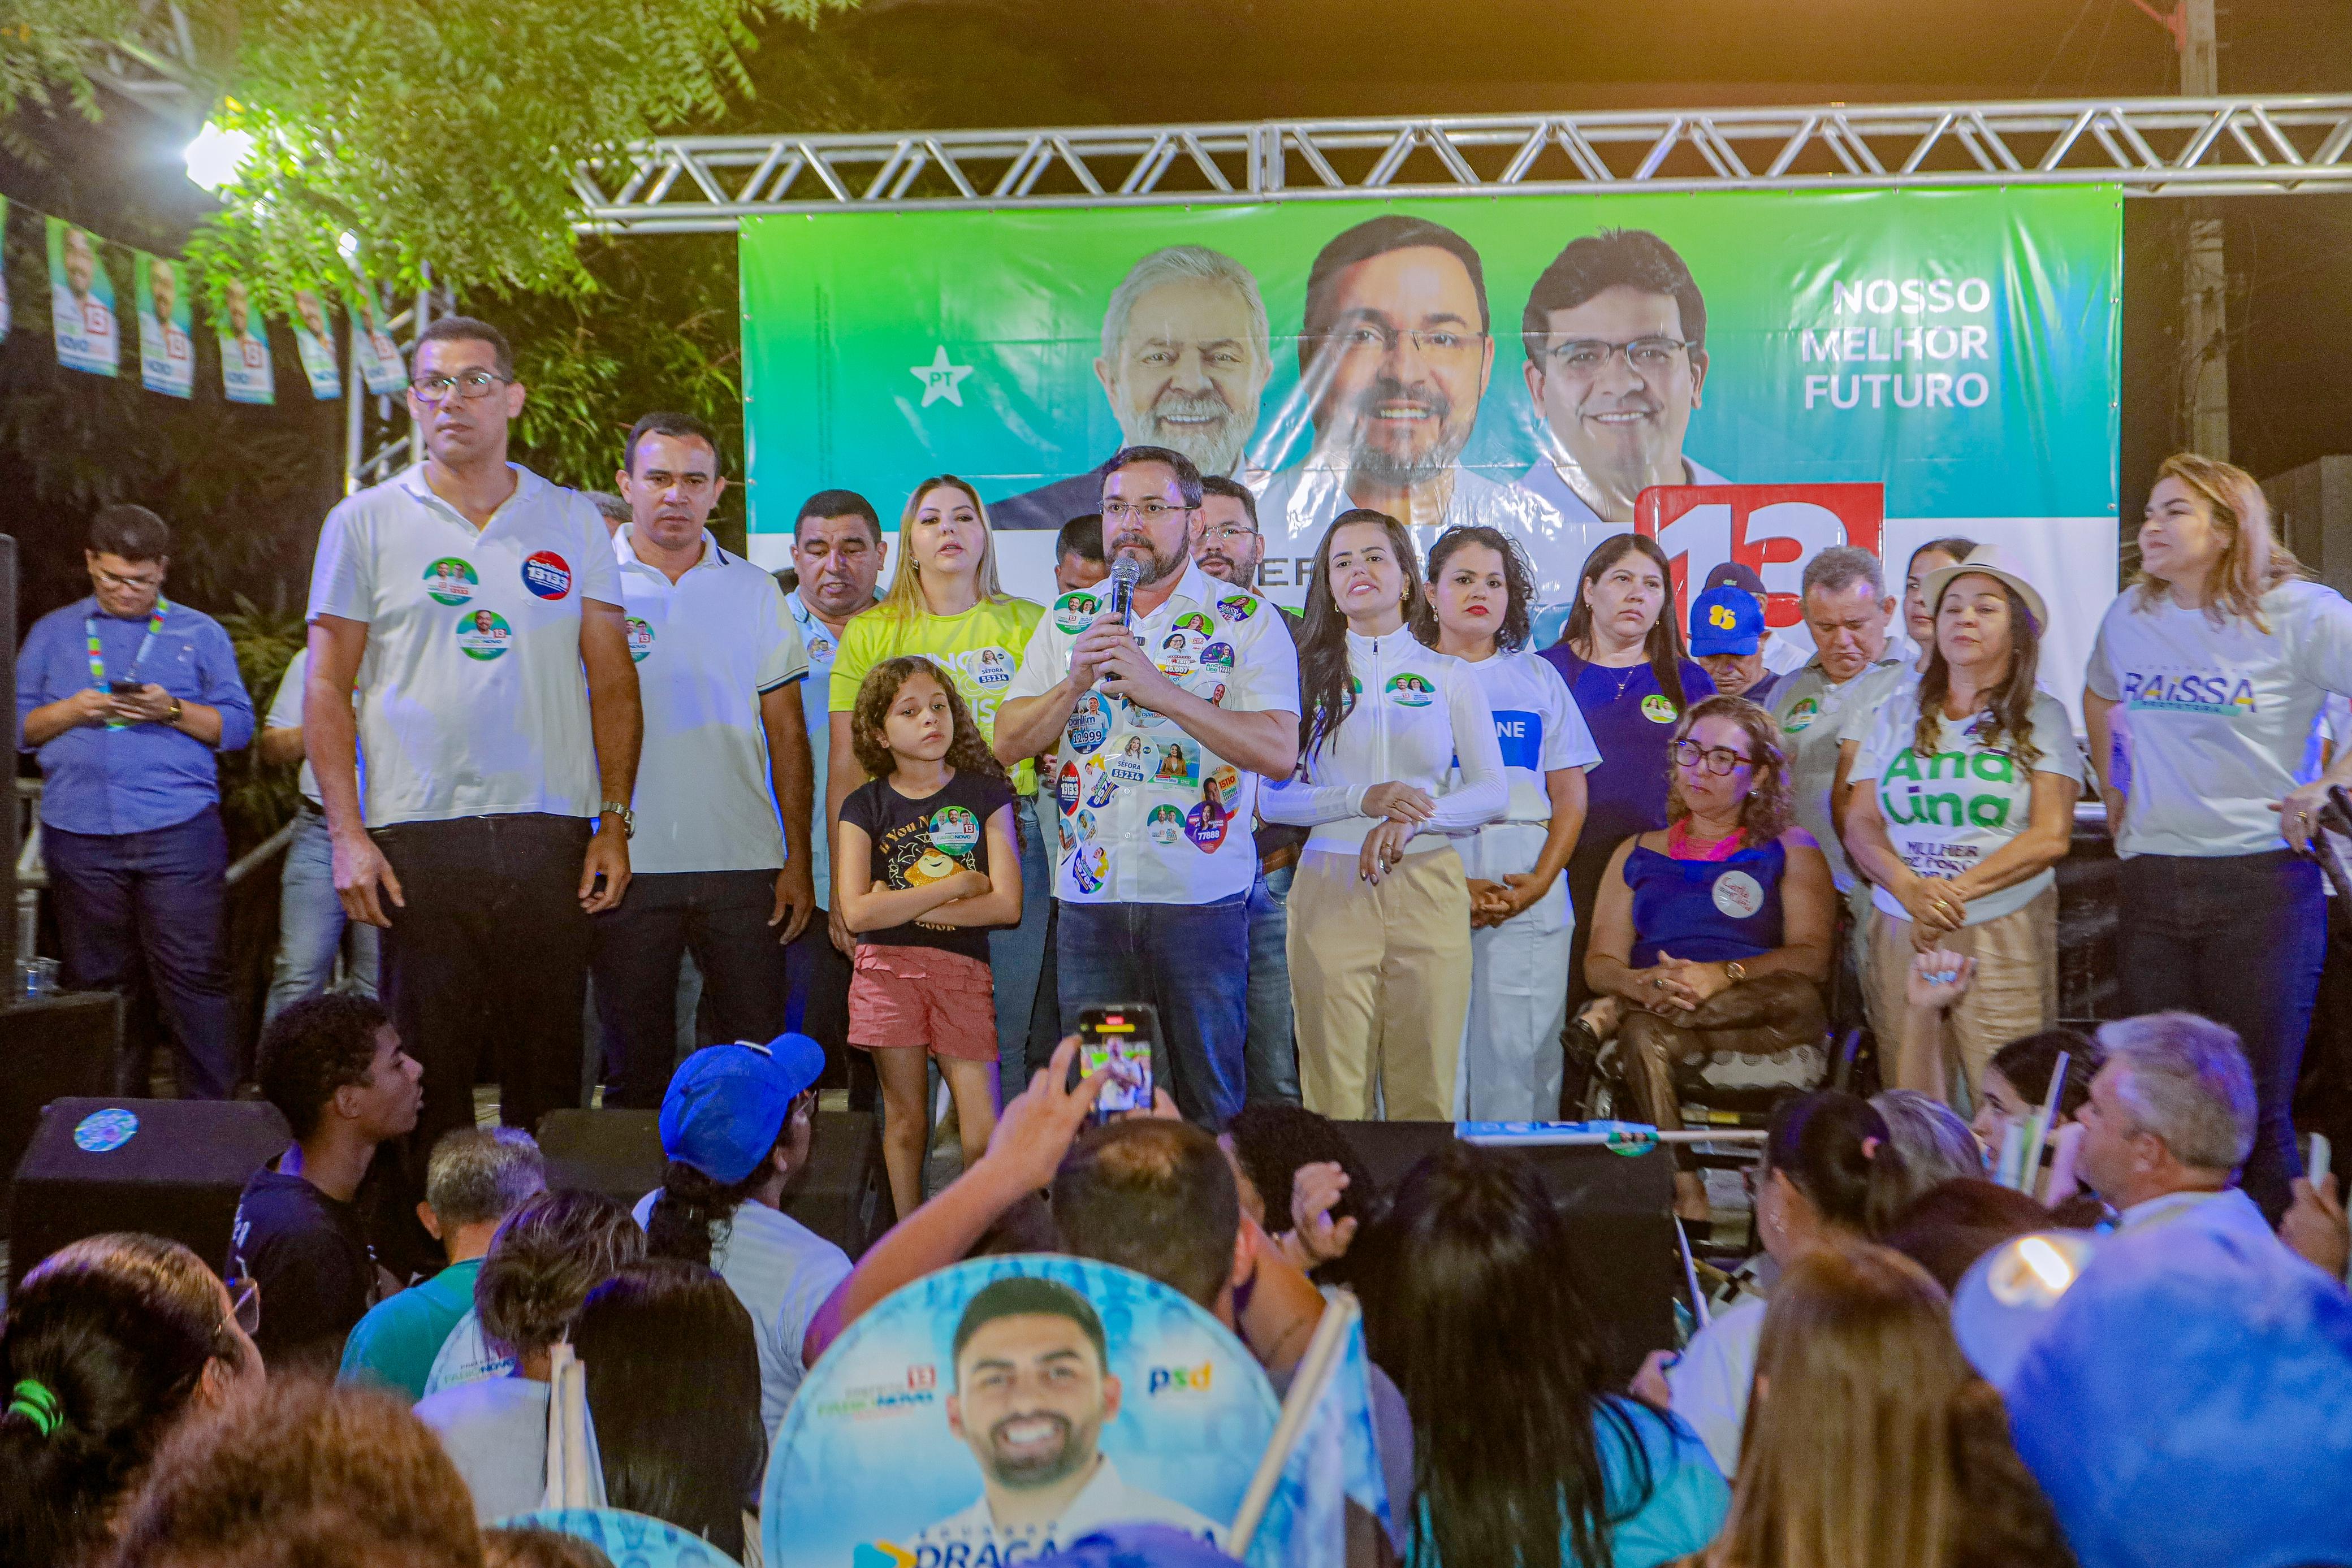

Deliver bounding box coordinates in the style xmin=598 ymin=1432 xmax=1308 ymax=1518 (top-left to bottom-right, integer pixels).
xmin=741 ymin=187 xmax=2120 ymax=686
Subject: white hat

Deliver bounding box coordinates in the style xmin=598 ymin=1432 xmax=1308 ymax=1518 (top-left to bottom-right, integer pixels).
xmin=1923 ymin=543 xmax=2048 ymax=634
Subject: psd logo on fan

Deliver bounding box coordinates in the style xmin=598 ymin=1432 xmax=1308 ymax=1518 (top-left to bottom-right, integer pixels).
xmin=1637 ymin=483 xmax=1884 ymax=638
xmin=1146 ymin=1361 xmax=1213 ymax=1397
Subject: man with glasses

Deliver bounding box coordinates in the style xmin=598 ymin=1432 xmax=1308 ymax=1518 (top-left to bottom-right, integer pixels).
xmin=1514 ymin=228 xmax=1726 ymax=597
xmin=305 ymin=314 xmax=641 ymax=1272
xmin=996 ymin=445 xmax=1301 ymax=1126
xmin=18 ymin=504 xmax=254 ymax=1097
xmin=1257 ymin=215 xmax=1561 ymax=592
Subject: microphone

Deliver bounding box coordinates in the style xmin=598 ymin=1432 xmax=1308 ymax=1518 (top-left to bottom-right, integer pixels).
xmin=1107 ymin=556 xmax=1142 ymax=626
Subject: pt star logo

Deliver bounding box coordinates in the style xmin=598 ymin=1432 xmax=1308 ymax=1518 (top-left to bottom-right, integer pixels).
xmin=911 ymin=345 xmax=975 ymax=408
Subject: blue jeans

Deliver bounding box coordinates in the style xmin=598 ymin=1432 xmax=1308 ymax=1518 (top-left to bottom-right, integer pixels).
xmin=1057 ymin=893 xmax=1250 ymax=1127
xmin=1245 ymin=864 xmax=1300 ymax=1105
xmin=263 ymin=807 xmax=380 ymax=1027
xmin=988 ymin=796 xmax=1052 ymax=1107
xmin=45 ymin=805 xmax=235 ymax=1099
xmin=2117 ymin=850 xmax=2326 ymax=1222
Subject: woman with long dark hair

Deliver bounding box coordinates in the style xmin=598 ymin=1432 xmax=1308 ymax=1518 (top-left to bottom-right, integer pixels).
xmin=1356 ymin=1142 xmax=1727 ymax=1568
xmin=1845 ymin=545 xmax=2080 ymax=1107
xmin=1416 ymin=525 xmax=1600 ymax=1120
xmin=1544 ymin=535 xmax=1717 ymax=1039
xmin=1263 ymin=509 xmax=1506 ymax=1119
xmin=1694 ymin=1244 xmax=2074 ymax=1568
xmin=573 ymin=1260 xmax=766 ymax=1562
xmin=0 ymin=1233 xmax=263 ymax=1567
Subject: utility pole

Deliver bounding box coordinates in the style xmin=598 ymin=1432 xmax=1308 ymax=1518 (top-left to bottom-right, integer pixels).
xmin=2172 ymin=0 xmax=2232 ymax=457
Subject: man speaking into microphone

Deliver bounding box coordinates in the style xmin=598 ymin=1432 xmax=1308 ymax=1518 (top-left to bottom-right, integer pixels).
xmin=997 ymin=447 xmax=1300 ymax=1126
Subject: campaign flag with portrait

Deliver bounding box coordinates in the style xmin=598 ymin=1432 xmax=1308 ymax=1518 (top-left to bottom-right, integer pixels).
xmin=47 ymin=215 xmax=119 ymax=376
xmin=135 ymin=250 xmax=196 ymax=399
xmin=741 ymin=188 xmax=2120 ymax=702
xmin=351 ymin=289 xmax=408 ymax=395
xmin=217 ymin=274 xmax=275 ymax=405
xmin=291 ymin=288 xmax=343 ymax=399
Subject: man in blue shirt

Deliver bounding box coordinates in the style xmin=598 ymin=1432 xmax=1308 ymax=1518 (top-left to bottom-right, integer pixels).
xmin=16 ymin=504 xmax=256 ymax=1097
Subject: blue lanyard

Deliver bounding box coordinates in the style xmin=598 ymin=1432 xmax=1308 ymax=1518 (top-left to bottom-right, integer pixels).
xmin=86 ymin=597 xmax=171 ymax=731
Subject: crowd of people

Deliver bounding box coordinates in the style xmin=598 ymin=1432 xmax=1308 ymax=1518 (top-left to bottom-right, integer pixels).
xmin=8 ymin=310 xmax=2352 ymax=1566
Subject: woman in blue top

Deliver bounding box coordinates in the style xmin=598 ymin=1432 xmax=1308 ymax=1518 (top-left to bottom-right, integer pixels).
xmin=1544 ymin=535 xmax=1717 ymax=1040
xmin=1356 ymin=1141 xmax=1727 ymax=1568
xmin=1585 ymin=695 xmax=1834 ymax=1222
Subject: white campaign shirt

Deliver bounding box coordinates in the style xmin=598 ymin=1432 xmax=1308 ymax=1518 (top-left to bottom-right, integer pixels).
xmin=2087 ymin=580 xmax=2352 ymax=858
xmin=1769 ymin=656 xmax=1907 ymax=894
xmin=786 ymin=591 xmax=855 ymax=908
xmin=629 ymin=1190 xmax=851 ymax=1443
xmin=908 ymin=1455 xmax=1225 ymax=1558
xmin=265 ymin=648 xmax=365 ymax=807
xmin=306 ymin=462 xmax=622 ymax=828
xmin=1261 ymin=629 xmax=1507 ymax=855
xmin=1007 ymin=562 xmax=1300 ymax=906
xmin=1455 ymin=648 xmax=1602 ymax=824
xmin=1849 ymin=688 xmax=2082 ymax=925
xmin=615 ymin=528 xmax=808 ymax=876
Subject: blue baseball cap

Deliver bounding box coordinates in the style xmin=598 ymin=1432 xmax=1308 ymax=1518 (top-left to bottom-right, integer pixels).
xmin=658 ymin=1035 xmax=826 ymax=1185
xmin=1689 ymin=584 xmax=1767 ymax=656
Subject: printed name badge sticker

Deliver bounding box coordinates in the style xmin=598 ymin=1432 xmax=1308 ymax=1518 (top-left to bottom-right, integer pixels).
xmin=521 ymin=550 xmax=573 ymax=600
xmin=762 ymin=1255 xmax=1278 ymax=1568
xmin=422 ymin=557 xmax=478 ymax=606
xmin=499 ymin=1509 xmax=739 ymax=1568
xmin=1713 ymin=869 xmax=1766 ymax=920
xmin=456 ymin=610 xmax=514 ymax=661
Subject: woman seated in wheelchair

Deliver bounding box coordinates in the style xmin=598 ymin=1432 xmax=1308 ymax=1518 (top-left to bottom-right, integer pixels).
xmin=1582 ymin=694 xmax=1836 ymax=1223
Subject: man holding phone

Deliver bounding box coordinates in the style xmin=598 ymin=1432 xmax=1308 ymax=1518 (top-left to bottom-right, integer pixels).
xmin=17 ymin=504 xmax=255 ymax=1097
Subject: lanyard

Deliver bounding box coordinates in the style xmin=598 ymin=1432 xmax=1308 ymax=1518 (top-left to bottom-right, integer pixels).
xmin=86 ymin=597 xmax=171 ymax=730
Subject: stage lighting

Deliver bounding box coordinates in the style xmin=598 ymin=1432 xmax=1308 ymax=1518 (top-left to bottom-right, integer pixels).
xmin=184 ymin=122 xmax=256 ymax=193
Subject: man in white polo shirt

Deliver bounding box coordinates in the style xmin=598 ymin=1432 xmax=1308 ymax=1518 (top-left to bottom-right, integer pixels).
xmin=305 ymin=315 xmax=642 ymax=1266
xmin=995 ymin=445 xmax=1300 ymax=1127
xmin=593 ymin=410 xmax=815 ymax=1108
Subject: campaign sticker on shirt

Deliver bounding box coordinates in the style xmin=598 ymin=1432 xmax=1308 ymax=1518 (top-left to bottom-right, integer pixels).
xmin=1147 ymin=804 xmax=1183 ymax=846
xmin=1155 ymin=631 xmax=1197 ymax=674
xmin=1127 ymin=698 xmax=1171 ymax=730
xmin=1106 ymin=737 xmax=1152 ymax=786
xmin=1053 ymin=591 xmax=1101 ymax=635
xmin=1057 ymin=761 xmax=1083 ymax=816
xmin=1215 ymin=591 xmax=1259 ymax=623
xmin=1206 ymin=765 xmax=1241 ymax=814
xmin=1713 ymin=869 xmax=1766 ymax=920
xmin=1073 ymin=845 xmax=1108 ymax=894
xmin=1782 ymin=696 xmax=1821 ymax=734
xmin=1386 ymin=672 xmax=1436 ymax=708
xmin=806 ymin=633 xmax=833 ymax=661
xmin=1192 ymin=677 xmax=1229 ymax=708
xmin=456 ymin=609 xmax=514 ymax=661
xmin=972 ymin=647 xmax=1015 ymax=691
xmin=1086 ymin=765 xmax=1119 ymax=809
xmin=928 ymin=806 xmax=982 ymax=855
xmin=1640 ymin=694 xmax=1679 ymax=724
xmin=72 ymin=1107 xmax=139 ymax=1153
xmin=1174 ymin=611 xmax=1213 ymax=638
xmin=421 ymin=557 xmax=478 ymax=605
xmin=625 ymin=617 xmax=655 ymax=662
xmin=1067 ymin=691 xmax=1112 ymax=755
xmin=1058 ymin=814 xmax=1076 ymax=856
xmin=1073 ymin=808 xmax=1097 ymax=844
xmin=1184 ymin=801 xmax=1230 ymax=851
xmin=521 ymin=550 xmax=573 ymax=600
xmin=1153 ymin=740 xmax=1199 ymax=786
xmin=1201 ymin=641 xmax=1236 ymax=673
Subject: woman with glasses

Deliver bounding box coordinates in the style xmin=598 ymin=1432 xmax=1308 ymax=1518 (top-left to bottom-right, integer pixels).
xmin=1543 ymin=535 xmax=1717 ymax=1051
xmin=1263 ymin=509 xmax=1507 ymax=1121
xmin=1583 ymin=695 xmax=1834 ymax=1223
xmin=826 ymin=477 xmax=1045 ymax=1112
xmin=1845 ymin=546 xmax=2080 ymax=1109
xmin=1 ymin=1233 xmax=264 ymax=1566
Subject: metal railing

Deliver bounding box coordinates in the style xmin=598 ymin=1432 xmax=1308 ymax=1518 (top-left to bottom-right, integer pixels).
xmin=574 ymin=94 xmax=2352 ymax=232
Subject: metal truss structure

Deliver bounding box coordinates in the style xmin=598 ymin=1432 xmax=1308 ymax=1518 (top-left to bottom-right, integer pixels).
xmin=345 ymin=283 xmax=456 ymax=491
xmin=574 ymin=94 xmax=2352 ymax=233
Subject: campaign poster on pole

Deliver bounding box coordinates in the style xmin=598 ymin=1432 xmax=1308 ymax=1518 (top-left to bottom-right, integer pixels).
xmin=217 ymin=277 xmax=275 ymax=405
xmin=351 ymin=289 xmax=407 ymax=394
xmin=740 ymin=187 xmax=2121 ymax=703
xmin=134 ymin=252 xmax=195 ymax=399
xmin=291 ymin=289 xmax=343 ymax=399
xmin=46 ymin=216 xmax=119 ymax=376
xmin=763 ymin=1255 xmax=1279 ymax=1568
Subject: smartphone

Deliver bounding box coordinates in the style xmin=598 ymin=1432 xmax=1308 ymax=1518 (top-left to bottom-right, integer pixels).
xmin=1077 ymin=1003 xmax=1158 ymax=1123
xmin=2304 ymin=1131 xmax=2332 ymax=1189
xmin=108 ymin=678 xmax=142 ymax=695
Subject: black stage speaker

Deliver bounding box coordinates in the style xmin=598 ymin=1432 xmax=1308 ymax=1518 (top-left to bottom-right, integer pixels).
xmin=1334 ymin=1121 xmax=1680 ymax=1384
xmin=0 ymin=990 xmax=122 ymax=1210
xmin=537 ymin=1108 xmax=889 ymax=1259
xmin=9 ymin=1097 xmax=290 ymax=1287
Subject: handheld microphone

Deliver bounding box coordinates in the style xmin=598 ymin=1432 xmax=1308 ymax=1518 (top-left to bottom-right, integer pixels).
xmin=1108 ymin=556 xmax=1142 ymax=626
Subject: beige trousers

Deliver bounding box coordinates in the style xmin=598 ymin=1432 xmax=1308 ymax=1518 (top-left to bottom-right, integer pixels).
xmin=1867 ymin=886 xmax=2058 ymax=1106
xmin=1289 ymin=845 xmax=1473 ymax=1121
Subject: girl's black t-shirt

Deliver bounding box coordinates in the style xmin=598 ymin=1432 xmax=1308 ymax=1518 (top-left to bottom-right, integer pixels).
xmin=840 ymin=768 xmax=1015 ymax=959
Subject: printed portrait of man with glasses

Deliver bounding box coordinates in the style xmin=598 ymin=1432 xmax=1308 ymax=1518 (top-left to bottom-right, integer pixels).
xmin=1255 ymin=214 xmax=1565 ymax=587
xmin=1513 ymin=227 xmax=1726 ymax=565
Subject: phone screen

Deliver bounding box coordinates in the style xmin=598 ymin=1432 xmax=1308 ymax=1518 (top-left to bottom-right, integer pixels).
xmin=109 ymin=678 xmax=142 ymax=695
xmin=1078 ymin=1004 xmax=1157 ymax=1121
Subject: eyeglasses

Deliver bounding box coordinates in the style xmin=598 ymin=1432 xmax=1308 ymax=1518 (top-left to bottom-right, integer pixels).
xmin=410 ymin=370 xmax=508 ymax=402
xmin=1104 ymin=500 xmax=1188 ymax=523
xmin=92 ymin=564 xmax=165 ymax=592
xmin=224 ymin=1274 xmax=261 ymax=1337
xmin=1542 ymin=337 xmax=1698 ymax=377
xmin=1672 ymin=739 xmax=1756 ymax=777
xmin=1330 ymin=323 xmax=1488 ymax=361
xmin=1200 ymin=523 xmax=1259 ymax=545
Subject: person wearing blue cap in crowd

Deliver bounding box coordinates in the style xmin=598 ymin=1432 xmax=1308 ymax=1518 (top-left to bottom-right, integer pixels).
xmin=1698 ymin=560 xmax=1811 ymax=682
xmin=638 ymin=1035 xmax=853 ymax=1443
xmin=1686 ymin=582 xmax=1780 ymax=708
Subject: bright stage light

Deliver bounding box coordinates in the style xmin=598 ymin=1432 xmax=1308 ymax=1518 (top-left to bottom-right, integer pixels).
xmin=184 ymin=123 xmax=257 ymax=193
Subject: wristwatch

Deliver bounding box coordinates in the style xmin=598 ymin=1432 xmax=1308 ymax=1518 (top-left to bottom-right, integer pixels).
xmin=1724 ymin=960 xmax=1749 ymax=985
xmin=167 ymin=697 xmax=184 ymax=725
xmin=599 ymin=802 xmax=635 ymax=839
